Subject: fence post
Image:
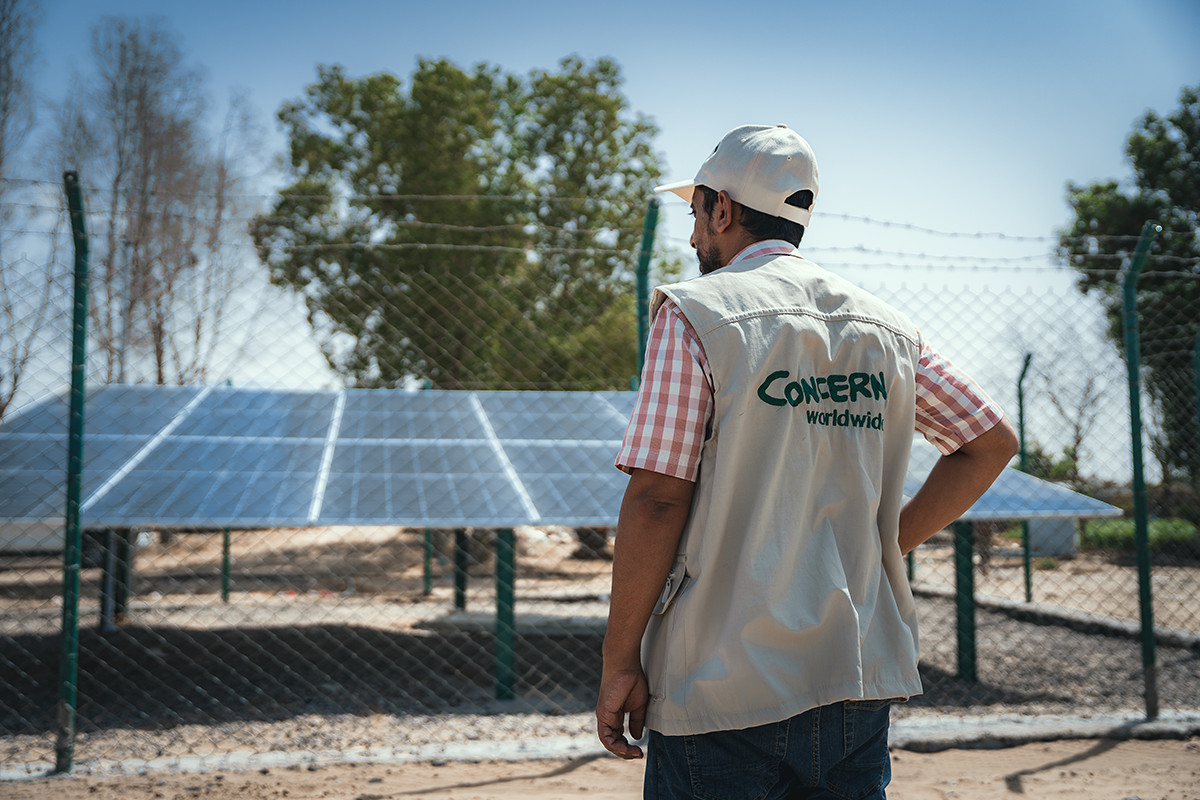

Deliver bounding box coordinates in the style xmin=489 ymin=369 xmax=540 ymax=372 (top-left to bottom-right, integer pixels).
xmin=55 ymin=171 xmax=90 ymax=774
xmin=1017 ymin=353 xmax=1033 ymax=602
xmin=633 ymin=198 xmax=660 ymax=390
xmin=953 ymin=520 xmax=977 ymax=682
xmin=495 ymin=528 xmax=516 ymax=700
xmin=1122 ymin=220 xmax=1161 ymax=720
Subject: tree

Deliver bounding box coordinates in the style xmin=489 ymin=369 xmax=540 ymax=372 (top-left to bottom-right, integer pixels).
xmin=0 ymin=0 xmax=37 ymax=184
xmin=0 ymin=0 xmax=43 ymax=420
xmin=253 ymin=56 xmax=668 ymax=390
xmin=1017 ymin=440 xmax=1076 ymax=484
xmin=54 ymin=16 xmax=256 ymax=386
xmin=1028 ymin=331 xmax=1117 ymax=492
xmin=1058 ymin=85 xmax=1200 ymax=483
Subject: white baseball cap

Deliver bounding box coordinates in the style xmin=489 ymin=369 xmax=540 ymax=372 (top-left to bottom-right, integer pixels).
xmin=654 ymin=124 xmax=819 ymax=226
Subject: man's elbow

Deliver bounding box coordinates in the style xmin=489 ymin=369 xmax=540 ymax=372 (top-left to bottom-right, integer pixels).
xmin=980 ymin=417 xmax=1020 ymax=472
xmin=997 ymin=417 xmax=1020 ymax=461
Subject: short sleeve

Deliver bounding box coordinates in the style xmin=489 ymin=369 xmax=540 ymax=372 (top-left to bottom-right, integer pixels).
xmin=915 ymin=332 xmax=1004 ymax=455
xmin=615 ymin=300 xmax=713 ymax=481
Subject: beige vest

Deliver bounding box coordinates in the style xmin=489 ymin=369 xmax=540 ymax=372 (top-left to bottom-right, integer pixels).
xmin=642 ymin=253 xmax=925 ymax=735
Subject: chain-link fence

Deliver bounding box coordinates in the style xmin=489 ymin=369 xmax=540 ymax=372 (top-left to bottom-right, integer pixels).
xmin=2 ymin=180 xmax=1198 ymax=775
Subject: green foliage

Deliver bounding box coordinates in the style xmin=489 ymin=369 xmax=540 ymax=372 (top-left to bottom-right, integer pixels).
xmin=1058 ymin=85 xmax=1200 ymax=482
xmin=1016 ymin=440 xmax=1081 ymax=485
xmin=1081 ymin=517 xmax=1200 ymax=556
xmin=1001 ymin=525 xmax=1024 ymax=541
xmin=1034 ymin=556 xmax=1057 ymax=570
xmin=253 ymin=56 xmax=667 ymax=390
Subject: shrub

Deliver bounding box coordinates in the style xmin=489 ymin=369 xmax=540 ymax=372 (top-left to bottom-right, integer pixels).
xmin=1001 ymin=524 xmax=1024 ymax=541
xmin=1080 ymin=517 xmax=1199 ymax=556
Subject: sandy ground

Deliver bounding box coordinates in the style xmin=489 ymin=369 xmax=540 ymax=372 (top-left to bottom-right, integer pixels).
xmin=1 ymin=739 xmax=1198 ymax=799
xmin=910 ymin=543 xmax=1200 ymax=634
xmin=3 ymin=527 xmax=1199 ymax=791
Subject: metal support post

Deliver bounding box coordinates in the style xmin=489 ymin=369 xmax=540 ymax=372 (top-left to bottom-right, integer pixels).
xmin=100 ymin=529 xmax=118 ymax=633
xmin=55 ymin=172 xmax=90 ymax=774
xmin=953 ymin=520 xmax=977 ymax=683
xmin=423 ymin=528 xmax=433 ymax=596
xmin=454 ymin=528 xmax=468 ymax=611
xmin=115 ymin=529 xmax=132 ymax=622
xmin=222 ymin=527 xmax=232 ymax=603
xmin=98 ymin=528 xmax=132 ymax=630
xmin=1122 ymin=220 xmax=1162 ymax=719
xmin=1017 ymin=353 xmax=1033 ymax=602
xmin=495 ymin=528 xmax=516 ymax=700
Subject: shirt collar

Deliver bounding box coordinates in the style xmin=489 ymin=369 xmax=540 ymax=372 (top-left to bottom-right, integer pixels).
xmin=727 ymin=239 xmax=799 ymax=267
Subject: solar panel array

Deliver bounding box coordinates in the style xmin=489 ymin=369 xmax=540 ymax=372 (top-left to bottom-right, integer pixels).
xmin=0 ymin=386 xmax=633 ymax=528
xmin=0 ymin=385 xmax=1118 ymax=528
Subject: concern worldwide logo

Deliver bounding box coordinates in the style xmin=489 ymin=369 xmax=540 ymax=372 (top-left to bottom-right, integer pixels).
xmin=757 ymin=370 xmax=887 ymax=431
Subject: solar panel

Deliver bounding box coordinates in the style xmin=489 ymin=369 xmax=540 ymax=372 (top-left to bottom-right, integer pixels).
xmin=0 ymin=386 xmax=1120 ymax=529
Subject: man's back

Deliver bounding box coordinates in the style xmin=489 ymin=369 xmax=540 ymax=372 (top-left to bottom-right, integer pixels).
xmin=642 ymin=252 xmax=924 ymax=735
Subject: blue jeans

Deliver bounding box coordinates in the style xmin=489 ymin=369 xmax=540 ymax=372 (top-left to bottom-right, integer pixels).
xmin=644 ymin=699 xmax=892 ymax=800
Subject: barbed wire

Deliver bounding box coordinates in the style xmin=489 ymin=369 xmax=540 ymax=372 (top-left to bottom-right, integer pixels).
xmin=5 ymin=183 xmax=1198 ymax=268
xmin=280 ymin=241 xmax=639 ymax=257
xmin=7 ymin=226 xmax=1199 ymax=273
xmin=821 ymin=263 xmax=1200 ymax=278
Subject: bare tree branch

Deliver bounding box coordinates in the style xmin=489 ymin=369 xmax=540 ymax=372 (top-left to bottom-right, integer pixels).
xmin=46 ymin=15 xmax=258 ymax=386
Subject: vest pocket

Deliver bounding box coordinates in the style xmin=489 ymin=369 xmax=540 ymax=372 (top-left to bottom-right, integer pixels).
xmin=652 ymin=555 xmax=688 ymax=615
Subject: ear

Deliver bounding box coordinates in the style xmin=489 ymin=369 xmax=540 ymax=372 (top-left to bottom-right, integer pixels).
xmin=712 ymin=190 xmax=737 ymax=233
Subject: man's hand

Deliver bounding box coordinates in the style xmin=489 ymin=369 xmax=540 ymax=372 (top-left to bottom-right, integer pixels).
xmin=596 ymin=665 xmax=650 ymax=759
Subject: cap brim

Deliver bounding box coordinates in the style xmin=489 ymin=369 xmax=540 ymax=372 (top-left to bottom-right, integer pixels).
xmin=653 ymin=178 xmax=697 ymax=205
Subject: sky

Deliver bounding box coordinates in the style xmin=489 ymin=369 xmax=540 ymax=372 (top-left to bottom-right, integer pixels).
xmin=32 ymin=0 xmax=1200 ymax=248
xmin=17 ymin=0 xmax=1200 ymax=478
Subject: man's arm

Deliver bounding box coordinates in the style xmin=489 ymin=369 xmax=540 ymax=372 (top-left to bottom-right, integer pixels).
xmin=898 ymin=418 xmax=1019 ymax=555
xmin=596 ymin=468 xmax=695 ymax=760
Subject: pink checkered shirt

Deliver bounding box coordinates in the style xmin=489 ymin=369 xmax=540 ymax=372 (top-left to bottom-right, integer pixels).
xmin=616 ymin=241 xmax=1003 ymax=480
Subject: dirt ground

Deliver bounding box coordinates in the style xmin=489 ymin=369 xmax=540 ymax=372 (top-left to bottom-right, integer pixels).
xmin=910 ymin=542 xmax=1200 ymax=634
xmin=2 ymin=527 xmax=1198 ymax=790
xmin=1 ymin=739 xmax=1198 ymax=800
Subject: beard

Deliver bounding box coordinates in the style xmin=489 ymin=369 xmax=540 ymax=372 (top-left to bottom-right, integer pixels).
xmin=697 ymin=241 xmax=723 ymax=274
xmin=696 ymin=216 xmax=723 ymax=274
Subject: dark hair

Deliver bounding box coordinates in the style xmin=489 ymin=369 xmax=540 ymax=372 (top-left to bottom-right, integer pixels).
xmin=697 ymin=185 xmax=811 ymax=246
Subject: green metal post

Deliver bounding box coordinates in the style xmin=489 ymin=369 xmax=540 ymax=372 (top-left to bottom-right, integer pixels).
xmin=423 ymin=528 xmax=433 ymax=596
xmin=1017 ymin=353 xmax=1033 ymax=603
xmin=953 ymin=520 xmax=977 ymax=682
xmin=55 ymin=172 xmax=90 ymax=774
xmin=1122 ymin=220 xmax=1161 ymax=719
xmin=905 ymin=550 xmax=913 ymax=582
xmin=454 ymin=528 xmax=468 ymax=611
xmin=633 ymin=198 xmax=660 ymax=390
xmin=495 ymin=528 xmax=516 ymax=700
xmin=221 ymin=528 xmax=231 ymax=603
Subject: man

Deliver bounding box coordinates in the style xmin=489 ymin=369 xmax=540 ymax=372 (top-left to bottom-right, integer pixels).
xmin=596 ymin=124 xmax=1018 ymax=799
